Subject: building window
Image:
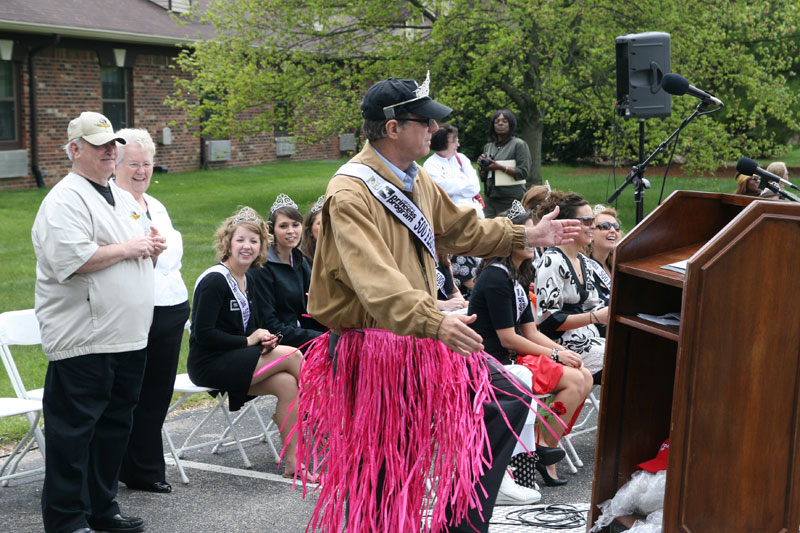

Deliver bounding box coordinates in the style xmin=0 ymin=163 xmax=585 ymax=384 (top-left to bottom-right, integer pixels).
xmin=102 ymin=67 xmax=128 ymax=129
xmin=0 ymin=60 xmax=19 ymax=147
xmin=273 ymin=100 xmax=291 ymax=137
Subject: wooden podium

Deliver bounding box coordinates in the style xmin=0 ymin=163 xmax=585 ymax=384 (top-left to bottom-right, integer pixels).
xmin=589 ymin=191 xmax=800 ymax=532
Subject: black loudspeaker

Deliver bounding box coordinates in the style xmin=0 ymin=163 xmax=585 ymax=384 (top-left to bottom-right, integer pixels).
xmin=615 ymin=32 xmax=671 ymax=119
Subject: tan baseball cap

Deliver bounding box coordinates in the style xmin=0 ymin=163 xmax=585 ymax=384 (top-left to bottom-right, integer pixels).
xmin=67 ymin=111 xmax=126 ymax=146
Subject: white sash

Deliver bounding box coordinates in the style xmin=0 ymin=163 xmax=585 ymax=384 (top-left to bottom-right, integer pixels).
xmin=336 ymin=162 xmax=436 ymax=259
xmin=587 ymin=257 xmax=612 ymax=289
xmin=491 ymin=264 xmax=528 ymax=322
xmin=436 ymin=268 xmax=447 ymax=297
xmin=194 ymin=263 xmax=251 ymax=331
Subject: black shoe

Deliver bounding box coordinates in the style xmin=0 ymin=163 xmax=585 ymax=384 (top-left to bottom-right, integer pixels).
xmin=88 ymin=514 xmax=145 ymax=533
xmin=71 ymin=529 xmax=95 ymax=533
xmin=535 ymin=461 xmax=568 ymax=487
xmin=535 ymin=445 xmax=566 ymax=466
xmin=123 ymin=480 xmax=172 ymax=493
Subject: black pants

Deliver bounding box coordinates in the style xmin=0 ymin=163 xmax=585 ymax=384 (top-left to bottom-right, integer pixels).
xmin=120 ymin=301 xmax=190 ymax=487
xmin=41 ymin=349 xmax=146 ymax=533
xmin=445 ymin=355 xmax=530 ymax=532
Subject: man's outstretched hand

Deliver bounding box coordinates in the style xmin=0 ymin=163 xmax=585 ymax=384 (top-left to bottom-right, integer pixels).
xmin=438 ymin=313 xmax=484 ymax=357
xmin=526 ymin=206 xmax=580 ymax=247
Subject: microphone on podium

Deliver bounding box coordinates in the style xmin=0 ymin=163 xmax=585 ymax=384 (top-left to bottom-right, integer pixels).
xmin=736 ymin=157 xmax=800 ymax=192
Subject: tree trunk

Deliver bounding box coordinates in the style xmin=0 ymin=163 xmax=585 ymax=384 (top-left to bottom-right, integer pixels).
xmin=517 ymin=114 xmax=543 ymax=188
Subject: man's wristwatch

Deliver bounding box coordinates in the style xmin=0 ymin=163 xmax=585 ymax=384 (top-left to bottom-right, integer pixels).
xmin=551 ymin=347 xmax=560 ymax=363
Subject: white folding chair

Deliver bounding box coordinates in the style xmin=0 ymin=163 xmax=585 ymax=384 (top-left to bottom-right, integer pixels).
xmin=559 ymin=385 xmax=600 ymax=473
xmin=0 ymin=309 xmax=47 ymax=485
xmin=162 ymin=377 xmax=282 ymax=484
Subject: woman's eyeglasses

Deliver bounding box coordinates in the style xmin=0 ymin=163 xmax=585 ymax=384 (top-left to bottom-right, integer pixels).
xmin=577 ymin=215 xmax=595 ymax=227
xmin=595 ymin=221 xmax=620 ymax=231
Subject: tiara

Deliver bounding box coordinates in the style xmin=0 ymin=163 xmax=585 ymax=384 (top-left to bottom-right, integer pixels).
xmin=232 ymin=206 xmax=259 ymax=226
xmin=270 ymin=193 xmax=298 ymax=214
xmin=593 ymin=203 xmax=607 ymax=214
xmin=506 ymin=199 xmax=526 ymax=220
xmin=310 ymin=194 xmax=325 ymax=214
xmin=415 ymin=70 xmax=430 ymax=99
xmin=383 ymin=70 xmax=431 ymax=119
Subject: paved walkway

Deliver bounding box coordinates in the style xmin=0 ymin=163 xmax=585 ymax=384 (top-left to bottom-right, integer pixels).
xmin=0 ymin=398 xmax=598 ymax=532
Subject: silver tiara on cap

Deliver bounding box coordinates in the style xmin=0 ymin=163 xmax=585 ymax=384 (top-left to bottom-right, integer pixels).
xmin=270 ymin=193 xmax=298 ymax=214
xmin=506 ymin=200 xmax=526 ymax=220
xmin=232 ymin=206 xmax=259 ymax=226
xmin=310 ymin=194 xmax=325 ymax=214
xmin=415 ymin=70 xmax=430 ymax=99
xmin=383 ymin=70 xmax=431 ymax=119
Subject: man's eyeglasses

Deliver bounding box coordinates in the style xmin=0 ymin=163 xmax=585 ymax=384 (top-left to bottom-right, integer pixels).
xmin=595 ymin=221 xmax=620 ymax=231
xmin=399 ymin=116 xmax=437 ymax=128
xmin=577 ymin=215 xmax=595 ymax=227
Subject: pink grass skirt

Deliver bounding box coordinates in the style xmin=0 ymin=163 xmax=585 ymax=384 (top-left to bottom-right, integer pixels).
xmin=292 ymin=329 xmax=518 ymax=533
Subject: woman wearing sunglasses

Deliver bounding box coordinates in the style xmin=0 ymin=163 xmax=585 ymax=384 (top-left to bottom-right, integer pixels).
xmin=534 ymin=192 xmax=608 ymax=384
xmin=586 ymin=206 xmax=622 ymax=307
xmin=734 ymin=173 xmax=761 ymax=197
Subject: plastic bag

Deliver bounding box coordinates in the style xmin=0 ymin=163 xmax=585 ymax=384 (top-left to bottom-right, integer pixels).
xmin=590 ymin=470 xmax=666 ymax=531
xmin=627 ymin=509 xmax=664 ymax=533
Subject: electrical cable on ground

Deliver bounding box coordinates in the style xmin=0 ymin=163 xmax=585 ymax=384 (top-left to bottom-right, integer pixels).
xmin=490 ymin=503 xmax=589 ymax=530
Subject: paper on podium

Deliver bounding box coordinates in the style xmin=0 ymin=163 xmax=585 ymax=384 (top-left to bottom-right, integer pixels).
xmin=494 ymin=159 xmax=525 ymax=186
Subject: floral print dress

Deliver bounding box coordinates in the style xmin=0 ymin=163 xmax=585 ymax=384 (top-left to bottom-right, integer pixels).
xmin=534 ymin=247 xmax=606 ymax=375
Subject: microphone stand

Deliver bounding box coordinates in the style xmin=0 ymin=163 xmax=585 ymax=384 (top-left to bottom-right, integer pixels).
xmin=608 ymin=101 xmax=711 ymax=224
xmin=758 ymin=177 xmax=799 ymax=202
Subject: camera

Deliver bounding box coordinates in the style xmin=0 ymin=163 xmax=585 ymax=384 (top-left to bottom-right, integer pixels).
xmin=478 ymin=156 xmax=492 ymax=167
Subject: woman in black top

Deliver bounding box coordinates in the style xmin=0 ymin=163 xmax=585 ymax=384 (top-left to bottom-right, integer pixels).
xmin=251 ymin=194 xmax=325 ymax=351
xmin=469 ymin=202 xmax=593 ymax=485
xmin=188 ymin=206 xmax=307 ymax=478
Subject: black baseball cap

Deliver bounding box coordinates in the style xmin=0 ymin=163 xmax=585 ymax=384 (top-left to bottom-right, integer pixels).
xmin=361 ymin=76 xmax=452 ymax=121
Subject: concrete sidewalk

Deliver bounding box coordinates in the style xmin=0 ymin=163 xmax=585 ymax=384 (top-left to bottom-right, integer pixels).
xmin=0 ymin=397 xmax=598 ymax=532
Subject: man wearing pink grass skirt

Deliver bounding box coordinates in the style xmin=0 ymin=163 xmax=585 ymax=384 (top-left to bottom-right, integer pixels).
xmin=295 ymin=73 xmax=580 ymax=533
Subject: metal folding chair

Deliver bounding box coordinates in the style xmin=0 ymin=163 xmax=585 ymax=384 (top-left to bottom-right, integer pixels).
xmin=161 ymin=373 xmax=282 ymax=484
xmin=0 ymin=309 xmax=47 ymax=485
xmin=559 ymin=385 xmax=600 ymax=473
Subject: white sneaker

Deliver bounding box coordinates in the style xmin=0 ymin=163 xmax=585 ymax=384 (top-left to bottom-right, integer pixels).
xmin=495 ymin=470 xmax=541 ymax=505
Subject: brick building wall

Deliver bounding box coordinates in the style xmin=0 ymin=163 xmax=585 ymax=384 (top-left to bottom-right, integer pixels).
xmin=0 ymin=42 xmax=345 ymax=191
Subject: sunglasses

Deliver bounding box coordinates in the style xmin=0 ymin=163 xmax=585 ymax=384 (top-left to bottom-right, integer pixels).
xmin=595 ymin=221 xmax=620 ymax=231
xmin=577 ymin=215 xmax=595 ymax=227
xmin=399 ymin=116 xmax=437 ymax=127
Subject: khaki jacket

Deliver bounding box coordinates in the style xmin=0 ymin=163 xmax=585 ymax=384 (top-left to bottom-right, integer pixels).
xmin=308 ymin=142 xmax=526 ymax=339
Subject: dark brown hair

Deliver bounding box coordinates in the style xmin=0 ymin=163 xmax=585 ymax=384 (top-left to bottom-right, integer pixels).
xmin=536 ymin=190 xmax=589 ymax=221
xmin=430 ymin=123 xmax=458 ymax=152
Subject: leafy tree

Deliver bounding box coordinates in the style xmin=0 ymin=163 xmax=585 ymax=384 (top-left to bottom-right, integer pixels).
xmin=170 ymin=0 xmax=800 ymax=183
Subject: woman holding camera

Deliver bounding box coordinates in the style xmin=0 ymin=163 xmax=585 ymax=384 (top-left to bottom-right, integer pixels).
xmin=478 ymin=109 xmax=531 ymax=218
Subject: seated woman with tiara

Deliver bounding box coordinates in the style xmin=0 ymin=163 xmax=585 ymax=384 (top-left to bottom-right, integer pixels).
xmin=250 ymin=194 xmax=325 ymax=351
xmin=585 ymin=205 xmax=622 ymax=308
xmin=468 ymin=200 xmax=593 ymax=490
xmin=300 ymin=195 xmax=325 ymax=269
xmin=534 ymin=191 xmax=609 ymax=385
xmin=187 ymin=206 xmax=307 ymax=478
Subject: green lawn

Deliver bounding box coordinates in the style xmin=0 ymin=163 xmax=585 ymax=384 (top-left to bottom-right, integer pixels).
xmin=772 ymin=144 xmax=800 ymax=167
xmin=0 ymin=157 xmax=736 ymax=442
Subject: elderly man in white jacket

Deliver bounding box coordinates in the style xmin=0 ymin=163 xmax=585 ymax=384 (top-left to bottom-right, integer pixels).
xmin=32 ymin=112 xmax=165 ymax=533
